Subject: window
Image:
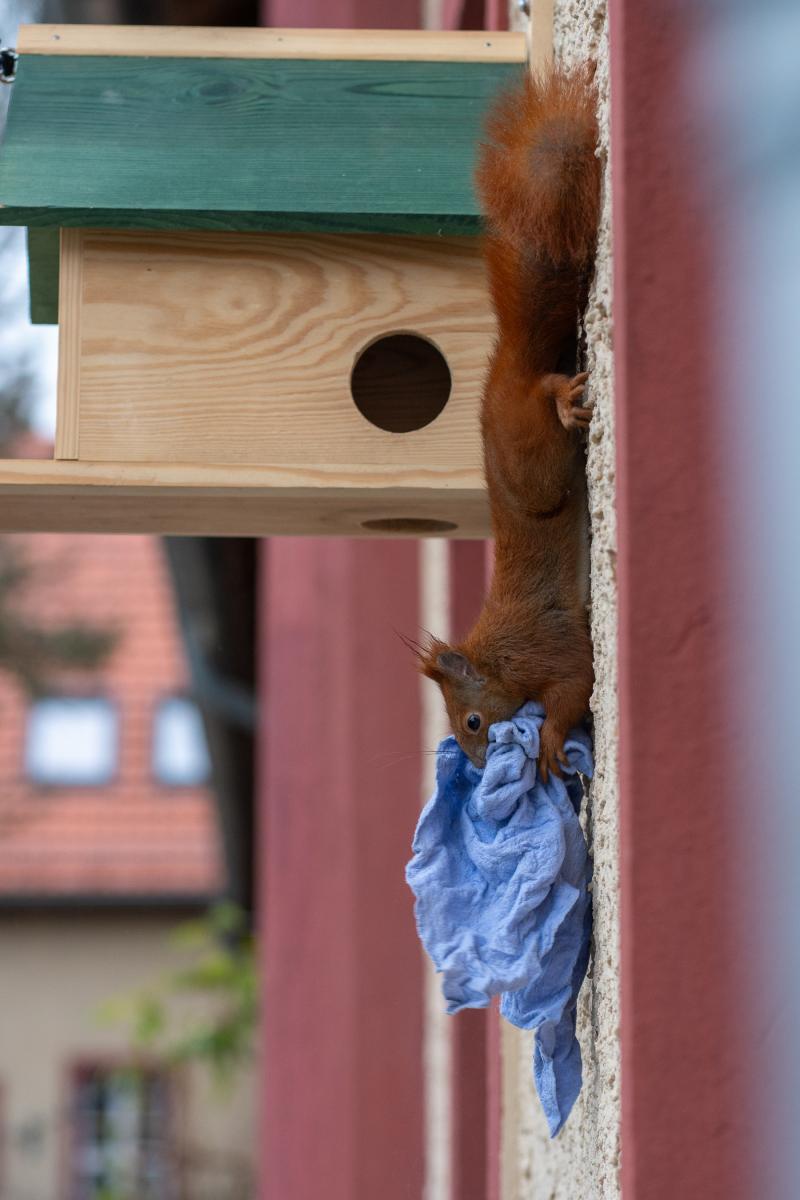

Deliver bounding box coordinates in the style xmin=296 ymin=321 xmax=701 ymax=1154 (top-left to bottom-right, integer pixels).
xmin=69 ymin=1065 xmax=174 ymax=1200
xmin=25 ymin=697 xmax=118 ymax=786
xmin=152 ymin=697 xmax=211 ymax=787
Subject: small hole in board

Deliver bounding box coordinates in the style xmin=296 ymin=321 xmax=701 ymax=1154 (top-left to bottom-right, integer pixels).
xmin=361 ymin=518 xmax=458 ymax=534
xmin=351 ymin=333 xmax=452 ymax=433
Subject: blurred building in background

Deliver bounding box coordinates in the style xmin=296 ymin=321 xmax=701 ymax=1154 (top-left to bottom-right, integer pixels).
xmin=0 ymin=3 xmax=260 ymax=1191
xmin=0 ymin=441 xmax=256 ymax=1199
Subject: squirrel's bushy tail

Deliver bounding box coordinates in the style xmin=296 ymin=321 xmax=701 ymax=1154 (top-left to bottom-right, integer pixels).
xmin=476 ymin=65 xmax=600 ymax=267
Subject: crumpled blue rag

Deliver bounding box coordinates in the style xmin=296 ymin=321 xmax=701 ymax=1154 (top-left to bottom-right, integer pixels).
xmin=406 ymin=701 xmax=593 ymax=1137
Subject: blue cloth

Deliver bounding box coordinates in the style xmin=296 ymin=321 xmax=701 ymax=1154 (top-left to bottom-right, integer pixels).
xmin=406 ymin=702 xmax=593 ymax=1137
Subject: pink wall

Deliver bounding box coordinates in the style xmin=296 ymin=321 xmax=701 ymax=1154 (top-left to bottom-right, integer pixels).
xmin=258 ymin=539 xmax=424 ymax=1200
xmin=447 ymin=542 xmax=498 ymax=1200
xmin=610 ymin=1 xmax=748 ymax=1196
xmin=263 ymin=0 xmax=420 ymax=28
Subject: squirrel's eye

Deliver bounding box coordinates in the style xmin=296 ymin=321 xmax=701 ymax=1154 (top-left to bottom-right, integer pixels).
xmin=466 ymin=713 xmax=482 ymax=733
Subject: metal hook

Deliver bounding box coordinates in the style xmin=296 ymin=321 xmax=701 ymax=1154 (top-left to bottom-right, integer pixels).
xmin=0 ymin=47 xmax=18 ymax=84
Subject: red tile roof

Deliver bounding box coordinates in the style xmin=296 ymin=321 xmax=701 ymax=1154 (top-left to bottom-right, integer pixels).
xmin=0 ymin=525 xmax=225 ymax=899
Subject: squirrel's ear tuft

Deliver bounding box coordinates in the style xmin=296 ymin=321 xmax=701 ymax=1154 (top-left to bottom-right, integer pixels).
xmin=396 ymin=632 xmax=483 ymax=687
xmin=419 ymin=637 xmax=449 ymax=682
xmin=420 ymin=659 xmax=443 ymax=683
xmin=397 ymin=630 xmax=447 ymax=681
xmin=436 ymin=650 xmax=485 ymax=686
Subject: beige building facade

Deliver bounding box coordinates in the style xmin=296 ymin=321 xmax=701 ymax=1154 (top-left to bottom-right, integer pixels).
xmin=0 ymin=910 xmax=257 ymax=1200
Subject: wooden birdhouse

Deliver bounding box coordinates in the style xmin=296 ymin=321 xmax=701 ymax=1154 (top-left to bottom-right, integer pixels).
xmin=0 ymin=25 xmax=529 ymax=537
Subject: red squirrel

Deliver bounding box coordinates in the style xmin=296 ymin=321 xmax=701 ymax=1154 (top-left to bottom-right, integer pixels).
xmin=417 ymin=65 xmax=601 ymax=779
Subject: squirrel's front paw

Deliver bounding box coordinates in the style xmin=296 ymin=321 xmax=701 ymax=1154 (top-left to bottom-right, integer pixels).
xmin=554 ymin=372 xmax=593 ymax=432
xmin=538 ymin=721 xmax=569 ymax=782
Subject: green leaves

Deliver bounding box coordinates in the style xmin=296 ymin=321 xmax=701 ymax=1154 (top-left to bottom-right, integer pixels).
xmin=100 ymin=902 xmax=257 ymax=1090
xmin=132 ymin=995 xmax=166 ymax=1045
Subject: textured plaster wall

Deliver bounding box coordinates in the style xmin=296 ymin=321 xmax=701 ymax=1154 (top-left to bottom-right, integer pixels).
xmin=502 ymin=2 xmax=621 ymax=1197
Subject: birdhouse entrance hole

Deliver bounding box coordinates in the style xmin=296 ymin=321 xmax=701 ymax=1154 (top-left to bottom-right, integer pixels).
xmin=361 ymin=517 xmax=459 ymax=534
xmin=351 ymin=334 xmax=452 ymax=433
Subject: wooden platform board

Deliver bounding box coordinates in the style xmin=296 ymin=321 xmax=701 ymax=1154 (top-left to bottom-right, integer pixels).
xmin=0 ymin=459 xmax=489 ymax=538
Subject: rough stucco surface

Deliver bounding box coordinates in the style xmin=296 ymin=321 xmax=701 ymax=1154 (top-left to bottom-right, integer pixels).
xmin=503 ymin=3 xmax=620 ymax=1197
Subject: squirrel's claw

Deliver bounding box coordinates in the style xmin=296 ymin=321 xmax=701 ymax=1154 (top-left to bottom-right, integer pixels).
xmin=556 ymin=372 xmax=594 ymax=432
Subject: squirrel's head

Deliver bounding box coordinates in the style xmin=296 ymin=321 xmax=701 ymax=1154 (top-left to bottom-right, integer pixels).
xmin=413 ymin=637 xmax=525 ymax=769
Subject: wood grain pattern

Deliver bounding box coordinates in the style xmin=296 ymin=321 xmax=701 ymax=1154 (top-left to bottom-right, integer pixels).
xmin=0 ymin=55 xmax=521 ymax=235
xmin=528 ymin=0 xmax=554 ymax=73
xmin=62 ymin=229 xmax=492 ymax=471
xmin=0 ymin=459 xmax=489 ymax=538
xmin=54 ymin=228 xmax=81 ymax=459
xmin=19 ymin=25 xmax=527 ymax=62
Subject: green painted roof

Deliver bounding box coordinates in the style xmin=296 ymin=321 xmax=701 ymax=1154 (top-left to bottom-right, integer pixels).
xmin=0 ymin=54 xmax=521 ymax=235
